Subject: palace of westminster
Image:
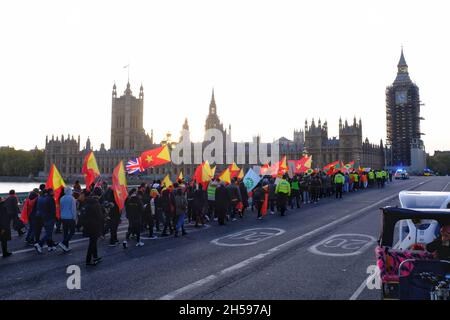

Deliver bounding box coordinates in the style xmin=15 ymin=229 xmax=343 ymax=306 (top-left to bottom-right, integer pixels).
xmin=44 ymin=50 xmax=426 ymax=179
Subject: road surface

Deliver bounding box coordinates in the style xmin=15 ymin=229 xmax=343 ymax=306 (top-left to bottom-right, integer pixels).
xmin=1 ymin=176 xmax=449 ymax=300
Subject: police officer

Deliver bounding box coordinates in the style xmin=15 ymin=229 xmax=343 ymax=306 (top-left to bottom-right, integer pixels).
xmin=334 ymin=170 xmax=345 ymax=199
xmin=275 ymin=174 xmax=291 ymax=216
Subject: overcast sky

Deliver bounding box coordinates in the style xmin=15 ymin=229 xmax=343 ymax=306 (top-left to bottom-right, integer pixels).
xmin=1 ymin=0 xmax=448 ymax=155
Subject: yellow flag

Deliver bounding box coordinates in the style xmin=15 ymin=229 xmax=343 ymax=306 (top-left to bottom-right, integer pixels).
xmin=237 ymin=168 xmax=244 ymax=179
xmin=177 ymin=171 xmax=183 ymax=181
xmin=218 ymin=168 xmax=231 ymax=184
xmin=162 ymin=174 xmax=173 ymax=188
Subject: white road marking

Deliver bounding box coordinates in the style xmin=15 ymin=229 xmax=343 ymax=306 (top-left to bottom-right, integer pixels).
xmin=159 ymin=181 xmax=427 ymax=300
xmin=211 ymin=228 xmax=285 ymax=247
xmin=308 ymin=233 xmax=376 ymax=257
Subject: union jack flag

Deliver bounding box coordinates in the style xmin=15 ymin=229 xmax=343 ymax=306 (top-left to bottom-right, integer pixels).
xmin=126 ymin=157 xmax=144 ymax=174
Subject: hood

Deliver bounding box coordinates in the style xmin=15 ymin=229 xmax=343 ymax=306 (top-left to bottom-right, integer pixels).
xmin=64 ymin=187 xmax=73 ymax=196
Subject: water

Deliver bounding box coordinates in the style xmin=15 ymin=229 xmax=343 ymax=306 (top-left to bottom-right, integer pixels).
xmin=0 ymin=182 xmax=46 ymax=194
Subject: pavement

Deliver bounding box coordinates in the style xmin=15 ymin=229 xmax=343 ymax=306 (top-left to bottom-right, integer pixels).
xmin=1 ymin=176 xmax=449 ymax=300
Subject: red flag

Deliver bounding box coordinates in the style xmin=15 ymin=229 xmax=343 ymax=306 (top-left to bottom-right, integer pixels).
xmin=112 ymin=161 xmax=128 ymax=211
xmin=140 ymin=145 xmax=171 ymax=169
xmin=82 ymin=151 xmax=100 ymax=191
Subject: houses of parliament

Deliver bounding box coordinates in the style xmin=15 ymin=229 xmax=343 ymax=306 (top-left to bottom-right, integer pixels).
xmin=45 ymin=50 xmax=428 ymax=179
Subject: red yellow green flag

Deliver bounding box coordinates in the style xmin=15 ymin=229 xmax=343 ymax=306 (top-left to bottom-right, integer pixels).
xmin=228 ymin=162 xmax=240 ymax=178
xmin=82 ymin=151 xmax=100 ymax=191
xmin=112 ymin=161 xmax=128 ymax=211
xmin=237 ymin=168 xmax=244 ymax=179
xmin=45 ymin=164 xmax=66 ymax=219
xmin=176 ymin=171 xmax=183 ymax=182
xmin=140 ymin=145 xmax=171 ymax=169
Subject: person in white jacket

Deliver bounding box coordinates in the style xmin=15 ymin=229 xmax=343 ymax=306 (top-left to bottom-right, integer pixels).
xmin=59 ymin=187 xmax=77 ymax=252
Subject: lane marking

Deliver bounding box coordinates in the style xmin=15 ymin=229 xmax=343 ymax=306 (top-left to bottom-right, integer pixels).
xmin=308 ymin=234 xmax=376 ymax=257
xmin=211 ymin=228 xmax=285 ymax=247
xmin=158 ymin=180 xmax=427 ymax=300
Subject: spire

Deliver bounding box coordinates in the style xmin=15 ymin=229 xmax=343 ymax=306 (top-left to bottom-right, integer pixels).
xmin=398 ymin=46 xmax=407 ymax=68
xmin=139 ymin=83 xmax=143 ymax=99
xmin=125 ymin=82 xmax=132 ymax=95
xmin=394 ymin=46 xmax=411 ymax=84
xmin=182 ymin=118 xmax=189 ymax=131
xmin=209 ymin=88 xmax=216 ymax=114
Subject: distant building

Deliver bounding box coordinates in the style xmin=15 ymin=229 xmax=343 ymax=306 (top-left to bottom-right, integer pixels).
xmin=303 ymin=117 xmax=385 ymax=169
xmin=386 ymin=49 xmax=426 ymax=172
xmin=45 ymin=83 xmax=386 ymax=180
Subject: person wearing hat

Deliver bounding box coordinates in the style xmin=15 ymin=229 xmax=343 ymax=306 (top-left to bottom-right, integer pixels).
xmin=83 ymin=188 xmax=104 ymax=265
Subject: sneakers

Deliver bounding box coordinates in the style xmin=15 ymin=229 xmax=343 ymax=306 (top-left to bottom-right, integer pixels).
xmin=148 ymin=235 xmax=158 ymax=239
xmin=136 ymin=242 xmax=144 ymax=247
xmin=58 ymin=242 xmax=70 ymax=252
xmin=232 ymin=218 xmax=237 ymax=222
xmin=270 ymin=211 xmax=275 ymax=215
xmin=257 ymin=216 xmax=263 ymax=220
xmin=34 ymin=243 xmax=43 ymax=254
xmin=122 ymin=241 xmax=128 ymax=249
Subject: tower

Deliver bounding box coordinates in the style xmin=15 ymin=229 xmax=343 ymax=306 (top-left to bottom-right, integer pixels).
xmin=110 ymin=82 xmax=151 ymax=152
xmin=385 ymin=48 xmax=423 ymax=167
xmin=204 ymin=89 xmax=224 ymax=133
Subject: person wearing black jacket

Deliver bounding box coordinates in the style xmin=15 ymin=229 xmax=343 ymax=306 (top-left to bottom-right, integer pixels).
xmin=123 ymin=189 xmax=145 ymax=247
xmin=4 ymin=190 xmax=25 ymax=236
xmin=252 ymin=183 xmax=265 ymax=219
xmin=0 ymin=197 xmax=13 ymax=257
xmin=160 ymin=185 xmax=176 ymax=236
xmin=193 ymin=184 xmax=206 ymax=227
xmin=215 ymin=183 xmax=230 ymax=225
xmin=103 ymin=188 xmax=121 ymax=246
xmin=83 ymin=188 xmax=104 ymax=266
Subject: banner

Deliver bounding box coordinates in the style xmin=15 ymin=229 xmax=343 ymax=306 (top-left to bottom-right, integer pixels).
xmin=243 ymin=168 xmax=262 ymax=191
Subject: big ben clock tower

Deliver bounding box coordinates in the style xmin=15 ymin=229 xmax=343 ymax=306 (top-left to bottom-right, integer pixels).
xmin=385 ymin=49 xmax=424 ymax=169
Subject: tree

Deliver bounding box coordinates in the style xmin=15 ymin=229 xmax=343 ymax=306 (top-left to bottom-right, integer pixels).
xmin=427 ymin=152 xmax=450 ymax=175
xmin=0 ymin=147 xmax=44 ymax=176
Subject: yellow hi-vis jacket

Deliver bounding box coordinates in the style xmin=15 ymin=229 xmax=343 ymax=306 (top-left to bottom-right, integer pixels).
xmin=275 ymin=179 xmax=291 ymax=196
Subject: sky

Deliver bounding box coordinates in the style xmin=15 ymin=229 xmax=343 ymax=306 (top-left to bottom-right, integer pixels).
xmin=1 ymin=0 xmax=449 ymax=155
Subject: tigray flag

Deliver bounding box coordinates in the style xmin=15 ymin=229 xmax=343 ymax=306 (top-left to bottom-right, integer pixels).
xmin=243 ymin=168 xmax=261 ymax=191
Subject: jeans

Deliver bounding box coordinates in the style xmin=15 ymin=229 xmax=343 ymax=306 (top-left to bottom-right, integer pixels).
xmin=302 ymin=191 xmax=309 ymax=203
xmin=26 ymin=215 xmax=36 ymax=243
xmin=61 ymin=219 xmax=75 ymax=247
xmin=38 ymin=220 xmax=55 ymax=247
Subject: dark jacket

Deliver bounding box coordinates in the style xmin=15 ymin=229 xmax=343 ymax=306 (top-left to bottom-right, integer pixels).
xmin=0 ymin=200 xmax=12 ymax=241
xmin=226 ymin=183 xmax=242 ymax=203
xmin=125 ymin=195 xmax=144 ymax=224
xmin=215 ymin=185 xmax=231 ymax=210
xmin=36 ymin=195 xmax=56 ymax=222
xmin=161 ymin=189 xmax=176 ymax=215
xmin=83 ymin=196 xmax=104 ymax=237
xmin=252 ymin=186 xmax=264 ymax=203
xmin=175 ymin=194 xmax=188 ymax=216
xmin=193 ymin=188 xmax=206 ymax=211
xmin=239 ymin=182 xmax=249 ymax=207
xmin=4 ymin=195 xmax=20 ymax=217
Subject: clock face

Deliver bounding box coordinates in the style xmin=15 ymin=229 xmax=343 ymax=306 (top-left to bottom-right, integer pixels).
xmin=395 ymin=90 xmax=407 ymax=105
xmin=399 ymin=66 xmax=408 ymax=73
